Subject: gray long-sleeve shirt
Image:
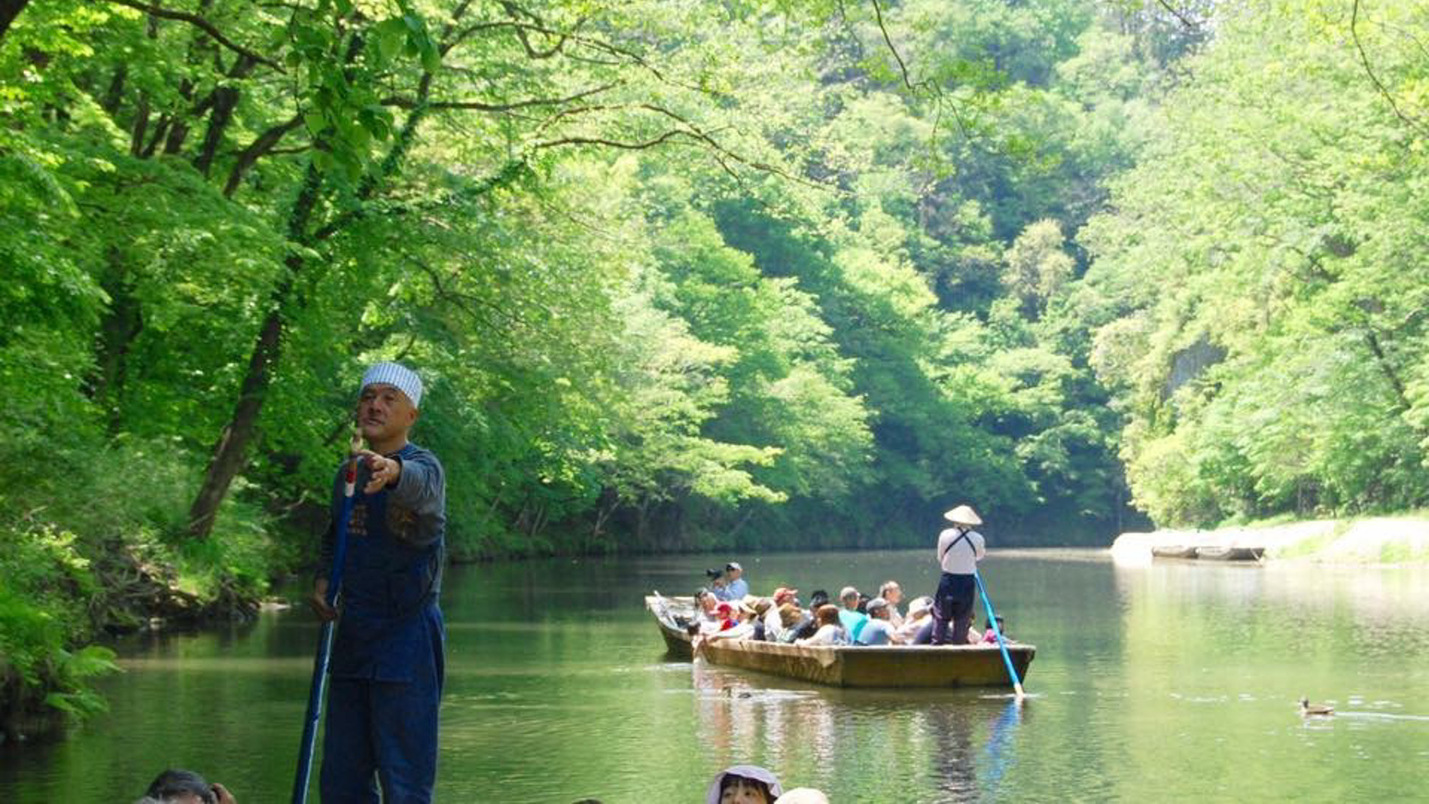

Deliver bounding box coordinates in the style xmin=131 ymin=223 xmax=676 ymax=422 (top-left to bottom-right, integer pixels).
xmin=316 ymin=442 xmax=446 ymax=592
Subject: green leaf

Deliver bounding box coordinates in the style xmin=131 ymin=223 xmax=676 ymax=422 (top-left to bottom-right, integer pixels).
xmin=420 ymin=41 xmax=441 ymax=74
xmin=374 ymin=18 xmax=406 ymax=63
xmin=302 ymin=109 xmax=327 ymax=136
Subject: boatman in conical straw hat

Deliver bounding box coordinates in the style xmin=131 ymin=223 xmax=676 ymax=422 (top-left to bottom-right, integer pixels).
xmin=309 ymin=361 xmax=447 ymax=802
xmin=930 ymin=504 xmax=986 ymax=646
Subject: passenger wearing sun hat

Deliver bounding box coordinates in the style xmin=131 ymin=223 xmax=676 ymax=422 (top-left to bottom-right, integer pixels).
xmin=760 ymin=587 xmax=798 ymax=641
xmin=310 ymin=360 xmax=447 ymax=802
xmin=705 ymin=765 xmax=784 ymax=804
xmin=706 ymin=600 xmax=763 ymax=643
xmin=898 ymin=595 xmax=935 ymax=643
xmin=930 ymin=503 xmax=987 ymax=646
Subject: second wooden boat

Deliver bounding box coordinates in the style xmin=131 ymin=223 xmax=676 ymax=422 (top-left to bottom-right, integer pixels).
xmin=1194 ymin=546 xmax=1264 ymax=561
xmin=1150 ymin=545 xmax=1199 ymax=559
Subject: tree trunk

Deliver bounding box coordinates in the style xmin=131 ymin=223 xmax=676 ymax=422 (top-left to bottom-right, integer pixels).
xmin=224 ymin=115 xmax=302 ymax=197
xmin=186 ymin=38 xmax=423 ymax=538
xmin=89 ymin=250 xmax=144 ymax=430
xmin=163 ymin=118 xmax=191 ymax=155
xmin=129 ymin=96 xmax=151 ymax=157
xmin=140 ymin=114 xmax=171 ymax=158
xmin=0 ymin=0 xmax=28 ymax=43
xmin=186 ymin=165 xmax=323 ymax=538
xmin=194 ymin=83 xmax=240 ymax=175
xmin=102 ymin=66 xmax=127 ymax=115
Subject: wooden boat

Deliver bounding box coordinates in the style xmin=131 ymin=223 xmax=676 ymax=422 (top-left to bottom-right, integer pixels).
xmin=1150 ymin=545 xmax=1199 ymax=559
xmin=1193 ymin=546 xmax=1264 ymax=562
xmin=646 ymin=595 xmax=1034 ymax=689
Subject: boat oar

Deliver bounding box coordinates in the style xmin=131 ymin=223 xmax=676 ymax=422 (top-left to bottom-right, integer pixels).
xmin=973 ymin=568 xmax=1025 ymax=702
xmin=291 ymin=433 xmax=362 ymax=804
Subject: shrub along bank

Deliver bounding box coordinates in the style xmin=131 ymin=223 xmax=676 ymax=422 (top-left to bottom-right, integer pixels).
xmin=0 ymin=439 xmax=282 ymax=742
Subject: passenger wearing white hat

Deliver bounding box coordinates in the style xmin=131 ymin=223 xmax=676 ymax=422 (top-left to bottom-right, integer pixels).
xmin=931 ymin=504 xmax=986 ymax=645
xmin=310 ymin=361 xmax=448 ymax=802
xmin=721 ymin=561 xmax=749 ymax=601
xmin=775 ymin=789 xmax=830 ymax=804
xmin=836 ymin=585 xmax=868 ymax=642
xmin=705 ymin=764 xmax=783 ymax=804
xmin=897 ymin=595 xmax=935 ymax=643
xmin=854 ymin=597 xmax=900 ymax=645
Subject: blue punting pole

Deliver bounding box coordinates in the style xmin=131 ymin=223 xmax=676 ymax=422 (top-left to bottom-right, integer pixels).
xmin=973 ymin=568 xmax=1026 ymax=701
xmin=292 ymin=435 xmax=362 ymax=804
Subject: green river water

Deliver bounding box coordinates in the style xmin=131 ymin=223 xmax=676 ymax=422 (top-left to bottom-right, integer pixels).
xmin=2 ymin=549 xmax=1428 ymax=802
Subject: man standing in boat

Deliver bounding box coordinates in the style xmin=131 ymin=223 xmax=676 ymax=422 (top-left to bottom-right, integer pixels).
xmin=309 ymin=362 xmax=447 ymax=803
xmin=930 ymin=505 xmax=986 ymax=646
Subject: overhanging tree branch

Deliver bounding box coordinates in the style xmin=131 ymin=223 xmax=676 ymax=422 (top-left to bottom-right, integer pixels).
xmin=632 ymin=103 xmax=826 ymax=189
xmin=1351 ymin=0 xmax=1429 ymax=138
xmin=497 ymin=0 xmax=586 ymax=60
xmin=527 ymin=100 xmax=833 ymax=190
xmin=443 ymin=17 xmax=713 ymax=97
xmin=105 ymin=0 xmax=285 ymax=72
xmin=1155 ymin=0 xmax=1199 ymax=30
xmin=409 ymin=256 xmax=529 ymax=330
xmin=382 ymin=81 xmax=620 ymax=112
xmin=533 ymin=129 xmax=694 ymax=151
xmin=871 ymin=0 xmax=920 ymax=93
xmin=868 ymin=0 xmax=975 ymax=146
xmin=224 ymin=114 xmax=304 ymax=196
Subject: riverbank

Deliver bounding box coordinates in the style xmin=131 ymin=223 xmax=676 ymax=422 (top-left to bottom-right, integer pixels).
xmin=1110 ymin=515 xmax=1429 ymax=566
xmin=0 ymin=520 xmax=268 ymax=744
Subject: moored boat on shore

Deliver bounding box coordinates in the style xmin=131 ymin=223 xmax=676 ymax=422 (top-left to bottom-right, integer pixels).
xmin=646 ymin=595 xmax=1034 ymax=689
xmin=1150 ymin=545 xmax=1199 ymax=559
xmin=1193 ymin=545 xmax=1265 ymax=561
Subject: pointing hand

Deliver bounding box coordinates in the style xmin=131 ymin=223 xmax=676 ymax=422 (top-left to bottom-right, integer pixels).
xmin=358 ymin=449 xmax=401 ymax=493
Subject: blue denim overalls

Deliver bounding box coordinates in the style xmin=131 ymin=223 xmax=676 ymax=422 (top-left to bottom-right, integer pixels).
xmin=320 ymin=444 xmax=445 ymax=803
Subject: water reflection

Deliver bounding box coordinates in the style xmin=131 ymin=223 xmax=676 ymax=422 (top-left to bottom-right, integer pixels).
xmin=925 ymin=704 xmax=976 ymax=799
xmin=981 ymin=700 xmax=1023 ymax=792
xmin=688 ymin=658 xmax=1026 ymax=802
xmin=1112 ymin=560 xmax=1429 ymax=622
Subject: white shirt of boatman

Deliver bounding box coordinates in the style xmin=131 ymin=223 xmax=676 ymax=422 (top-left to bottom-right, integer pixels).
xmin=937 ymin=527 xmax=987 ymax=574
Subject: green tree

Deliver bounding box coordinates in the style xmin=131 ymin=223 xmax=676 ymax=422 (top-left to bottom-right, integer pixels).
xmin=1079 ymin=0 xmax=1429 ymax=525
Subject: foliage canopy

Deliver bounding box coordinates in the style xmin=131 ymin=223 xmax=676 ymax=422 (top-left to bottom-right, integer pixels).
xmin=8 ymin=0 xmax=1428 ymax=723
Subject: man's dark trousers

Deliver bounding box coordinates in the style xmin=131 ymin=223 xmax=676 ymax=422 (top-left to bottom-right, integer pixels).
xmin=931 ymin=572 xmax=975 ymax=646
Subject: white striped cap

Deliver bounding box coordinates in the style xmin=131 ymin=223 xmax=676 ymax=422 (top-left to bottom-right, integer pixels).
xmin=360 ymin=362 xmax=423 ymax=408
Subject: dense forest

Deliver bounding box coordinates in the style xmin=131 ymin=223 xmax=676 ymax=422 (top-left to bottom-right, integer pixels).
xmin=3 ymin=0 xmax=1428 ymax=730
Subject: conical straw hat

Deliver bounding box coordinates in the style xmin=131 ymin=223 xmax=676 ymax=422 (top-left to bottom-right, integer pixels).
xmin=943 ymin=504 xmax=982 ymax=526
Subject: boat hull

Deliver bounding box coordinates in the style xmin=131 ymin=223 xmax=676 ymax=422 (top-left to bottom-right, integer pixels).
xmin=1194 ymin=546 xmax=1264 ymax=561
xmin=647 ymin=596 xmax=1034 ymax=689
xmin=1150 ymin=545 xmax=1199 ymax=559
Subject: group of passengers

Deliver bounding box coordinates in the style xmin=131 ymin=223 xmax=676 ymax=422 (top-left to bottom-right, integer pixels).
xmin=690 ymin=566 xmax=1007 ymax=649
